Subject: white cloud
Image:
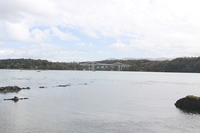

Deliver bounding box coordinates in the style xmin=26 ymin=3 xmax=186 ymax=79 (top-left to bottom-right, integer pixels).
xmin=75 ymin=42 xmax=93 ymax=47
xmin=2 ymin=22 xmax=51 ymax=43
xmin=5 ymin=22 xmax=31 ymax=42
xmin=1 ymin=0 xmax=200 ymax=38
xmin=31 ymin=28 xmax=51 ymax=43
xmin=82 ymin=29 xmax=99 ymax=38
xmin=0 ymin=43 xmax=88 ymax=61
xmin=51 ymin=27 xmax=80 ymax=41
xmin=1 ymin=0 xmax=200 ymax=60
xmin=0 ymin=0 xmax=199 ymax=39
xmin=109 ymin=43 xmax=129 ymax=51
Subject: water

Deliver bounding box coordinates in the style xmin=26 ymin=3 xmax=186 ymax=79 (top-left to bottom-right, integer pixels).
xmin=1 ymin=70 xmax=200 ymax=133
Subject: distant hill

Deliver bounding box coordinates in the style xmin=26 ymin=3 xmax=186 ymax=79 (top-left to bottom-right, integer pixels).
xmin=98 ymin=57 xmax=200 ymax=72
xmin=106 ymin=57 xmax=173 ymax=61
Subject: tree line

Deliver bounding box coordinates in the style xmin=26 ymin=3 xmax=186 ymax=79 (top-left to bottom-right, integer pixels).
xmin=97 ymin=57 xmax=200 ymax=72
xmin=0 ymin=59 xmax=85 ymax=70
xmin=1 ymin=57 xmax=200 ymax=72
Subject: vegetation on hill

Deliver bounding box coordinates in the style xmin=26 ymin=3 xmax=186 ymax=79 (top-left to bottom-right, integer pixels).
xmin=97 ymin=57 xmax=200 ymax=72
xmin=1 ymin=57 xmax=200 ymax=72
xmin=0 ymin=59 xmax=84 ymax=70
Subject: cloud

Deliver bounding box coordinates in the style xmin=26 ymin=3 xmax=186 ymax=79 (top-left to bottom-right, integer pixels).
xmin=82 ymin=29 xmax=99 ymax=38
xmin=75 ymin=42 xmax=93 ymax=47
xmin=1 ymin=0 xmax=200 ymax=38
xmin=1 ymin=0 xmax=200 ymax=61
xmin=5 ymin=22 xmax=31 ymax=42
xmin=0 ymin=43 xmax=88 ymax=61
xmin=51 ymin=27 xmax=79 ymax=41
xmin=31 ymin=28 xmax=51 ymax=42
xmin=109 ymin=43 xmax=129 ymax=51
xmin=109 ymin=34 xmax=200 ymax=58
xmin=1 ymin=22 xmax=51 ymax=43
xmin=1 ymin=0 xmax=199 ymax=40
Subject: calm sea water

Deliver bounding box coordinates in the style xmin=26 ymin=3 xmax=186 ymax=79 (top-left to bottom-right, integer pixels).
xmin=1 ymin=70 xmax=200 ymax=133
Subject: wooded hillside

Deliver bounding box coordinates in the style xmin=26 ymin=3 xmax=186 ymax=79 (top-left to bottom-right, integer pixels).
xmin=97 ymin=57 xmax=200 ymax=72
xmin=0 ymin=59 xmax=84 ymax=70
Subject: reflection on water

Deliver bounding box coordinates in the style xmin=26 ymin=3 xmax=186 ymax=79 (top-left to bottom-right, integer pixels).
xmin=1 ymin=70 xmax=200 ymax=133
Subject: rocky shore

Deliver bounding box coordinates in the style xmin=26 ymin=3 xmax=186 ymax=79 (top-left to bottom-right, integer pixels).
xmin=0 ymin=86 xmax=30 ymax=93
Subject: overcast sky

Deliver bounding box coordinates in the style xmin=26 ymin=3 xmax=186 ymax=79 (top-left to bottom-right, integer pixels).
xmin=1 ymin=0 xmax=200 ymax=62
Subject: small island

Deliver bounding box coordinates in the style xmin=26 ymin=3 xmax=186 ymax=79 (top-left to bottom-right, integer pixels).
xmin=0 ymin=86 xmax=30 ymax=93
xmin=175 ymin=95 xmax=200 ymax=112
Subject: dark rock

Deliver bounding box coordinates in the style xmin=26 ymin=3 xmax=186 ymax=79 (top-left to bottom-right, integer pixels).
xmin=56 ymin=84 xmax=70 ymax=87
xmin=39 ymin=86 xmax=47 ymax=88
xmin=175 ymin=95 xmax=200 ymax=112
xmin=23 ymin=87 xmax=30 ymax=89
xmin=4 ymin=96 xmax=29 ymax=102
xmin=0 ymin=86 xmax=31 ymax=93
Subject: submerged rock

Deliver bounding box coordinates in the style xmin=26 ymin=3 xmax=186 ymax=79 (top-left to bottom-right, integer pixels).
xmin=0 ymin=86 xmax=30 ymax=93
xmin=39 ymin=86 xmax=47 ymax=88
xmin=4 ymin=96 xmax=29 ymax=102
xmin=175 ymin=95 xmax=200 ymax=112
xmin=56 ymin=84 xmax=71 ymax=87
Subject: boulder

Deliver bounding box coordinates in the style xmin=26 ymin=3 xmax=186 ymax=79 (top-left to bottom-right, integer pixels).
xmin=175 ymin=95 xmax=200 ymax=112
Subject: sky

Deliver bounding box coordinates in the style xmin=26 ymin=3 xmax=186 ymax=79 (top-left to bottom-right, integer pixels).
xmin=1 ymin=0 xmax=200 ymax=62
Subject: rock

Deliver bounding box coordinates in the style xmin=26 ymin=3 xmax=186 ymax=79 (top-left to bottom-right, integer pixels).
xmin=23 ymin=87 xmax=30 ymax=89
xmin=175 ymin=95 xmax=200 ymax=112
xmin=56 ymin=84 xmax=70 ymax=87
xmin=4 ymin=96 xmax=29 ymax=102
xmin=39 ymin=86 xmax=47 ymax=88
xmin=0 ymin=86 xmax=31 ymax=93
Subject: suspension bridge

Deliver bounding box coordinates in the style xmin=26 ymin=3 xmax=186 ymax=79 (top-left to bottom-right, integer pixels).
xmin=80 ymin=62 xmax=130 ymax=71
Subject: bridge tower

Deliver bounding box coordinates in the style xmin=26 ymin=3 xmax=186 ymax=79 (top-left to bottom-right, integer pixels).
xmin=92 ymin=62 xmax=95 ymax=71
xmin=116 ymin=62 xmax=121 ymax=71
xmin=118 ymin=65 xmax=121 ymax=71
